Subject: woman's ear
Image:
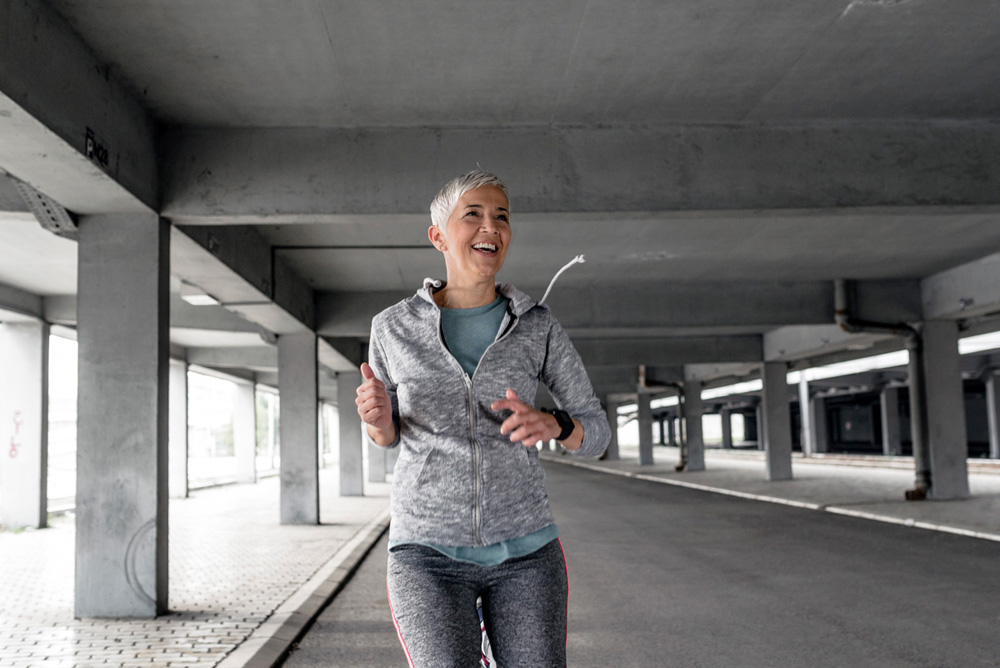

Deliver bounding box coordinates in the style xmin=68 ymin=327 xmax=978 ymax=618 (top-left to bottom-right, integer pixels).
xmin=428 ymin=224 xmax=447 ymax=252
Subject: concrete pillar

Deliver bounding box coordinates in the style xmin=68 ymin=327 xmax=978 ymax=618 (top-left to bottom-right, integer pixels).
xmin=921 ymin=321 xmax=970 ymax=499
xmin=667 ymin=416 xmax=676 ymax=446
xmin=386 ymin=444 xmax=400 ymax=475
xmin=0 ymin=320 xmax=49 ymax=529
xmin=755 ymin=404 xmax=766 ymax=451
xmin=720 ymin=408 xmax=733 ymax=450
xmin=811 ymin=396 xmax=829 ymax=454
xmin=234 ymin=381 xmax=256 ymax=484
xmin=798 ymin=374 xmax=813 ymax=457
xmin=75 ymin=214 xmax=169 ymax=618
xmin=369 ymin=435 xmax=387 ymax=482
xmin=278 ymin=332 xmax=319 ymax=524
xmin=604 ymin=399 xmax=620 ymax=461
xmin=985 ymin=373 xmax=1000 ymax=460
xmin=637 ymin=393 xmax=654 ymax=466
xmin=656 ymin=416 xmax=666 ymax=445
xmin=337 ymin=370 xmax=365 ymax=496
xmin=317 ymin=402 xmax=326 ymax=467
xmin=684 ymin=381 xmax=705 ymax=472
xmin=880 ymin=387 xmax=903 ymax=456
xmin=761 ymin=361 xmax=793 ymax=481
xmin=168 ymin=360 xmax=188 ymax=499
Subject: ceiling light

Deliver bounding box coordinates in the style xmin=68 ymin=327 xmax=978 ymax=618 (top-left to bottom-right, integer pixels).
xmin=180 ymin=281 xmax=220 ymax=306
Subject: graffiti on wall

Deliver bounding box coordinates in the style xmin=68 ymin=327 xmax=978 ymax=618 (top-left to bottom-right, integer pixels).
xmin=9 ymin=410 xmax=22 ymax=458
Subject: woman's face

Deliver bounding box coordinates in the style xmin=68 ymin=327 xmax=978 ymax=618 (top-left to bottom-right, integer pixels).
xmin=429 ymin=185 xmax=511 ymax=284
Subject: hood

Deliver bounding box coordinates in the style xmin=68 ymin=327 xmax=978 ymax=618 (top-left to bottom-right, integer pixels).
xmin=416 ymin=279 xmax=539 ymax=317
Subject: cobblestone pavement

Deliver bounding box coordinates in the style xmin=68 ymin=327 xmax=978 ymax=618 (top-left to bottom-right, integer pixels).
xmin=0 ymin=469 xmax=390 ymax=668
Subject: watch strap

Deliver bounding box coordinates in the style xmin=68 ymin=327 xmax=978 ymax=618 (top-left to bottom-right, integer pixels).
xmin=542 ymin=407 xmax=575 ymax=441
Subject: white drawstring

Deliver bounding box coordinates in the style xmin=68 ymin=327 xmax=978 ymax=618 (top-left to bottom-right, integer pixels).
xmin=539 ymin=254 xmax=586 ymax=305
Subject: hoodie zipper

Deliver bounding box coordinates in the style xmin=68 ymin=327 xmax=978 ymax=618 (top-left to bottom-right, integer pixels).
xmin=436 ymin=301 xmax=522 ymax=547
xmin=467 ymin=308 xmax=521 ymax=546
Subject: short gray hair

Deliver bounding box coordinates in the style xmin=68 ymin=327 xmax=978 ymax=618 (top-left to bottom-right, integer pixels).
xmin=429 ymin=171 xmax=509 ymax=230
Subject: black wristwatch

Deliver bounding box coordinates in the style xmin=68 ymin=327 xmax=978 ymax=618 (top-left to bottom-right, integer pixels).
xmin=542 ymin=407 xmax=575 ymax=441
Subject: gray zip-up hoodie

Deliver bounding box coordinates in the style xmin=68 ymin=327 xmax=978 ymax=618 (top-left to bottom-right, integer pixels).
xmin=367 ymin=280 xmax=610 ymax=547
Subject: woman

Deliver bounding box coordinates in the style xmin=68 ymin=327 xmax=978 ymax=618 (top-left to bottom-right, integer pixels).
xmin=356 ymin=170 xmax=610 ymax=667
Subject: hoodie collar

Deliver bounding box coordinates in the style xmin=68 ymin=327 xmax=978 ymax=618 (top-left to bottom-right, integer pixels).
xmin=417 ymin=279 xmax=537 ymax=316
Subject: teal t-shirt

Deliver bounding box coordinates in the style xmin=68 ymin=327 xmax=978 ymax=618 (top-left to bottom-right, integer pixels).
xmin=390 ymin=523 xmax=560 ymax=566
xmin=439 ymin=294 xmax=510 ymax=377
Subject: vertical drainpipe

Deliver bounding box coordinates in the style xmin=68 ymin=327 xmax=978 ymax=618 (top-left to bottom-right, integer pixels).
xmin=674 ymin=385 xmax=687 ymax=472
xmin=833 ymin=280 xmax=929 ymax=500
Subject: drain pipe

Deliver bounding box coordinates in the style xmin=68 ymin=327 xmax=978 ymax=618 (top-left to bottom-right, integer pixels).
xmin=670 ymin=383 xmax=687 ymax=472
xmin=834 ymin=280 xmax=929 ymax=500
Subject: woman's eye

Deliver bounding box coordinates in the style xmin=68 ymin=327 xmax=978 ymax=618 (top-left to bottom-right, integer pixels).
xmin=497 ymin=215 xmax=509 ymax=223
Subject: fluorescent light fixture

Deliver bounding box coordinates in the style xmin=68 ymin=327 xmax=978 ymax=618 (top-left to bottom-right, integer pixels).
xmin=180 ymin=281 xmax=220 ymax=306
xmin=959 ymin=331 xmax=1000 ymax=355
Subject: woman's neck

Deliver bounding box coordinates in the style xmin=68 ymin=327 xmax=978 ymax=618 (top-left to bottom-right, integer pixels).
xmin=434 ymin=278 xmax=497 ymax=309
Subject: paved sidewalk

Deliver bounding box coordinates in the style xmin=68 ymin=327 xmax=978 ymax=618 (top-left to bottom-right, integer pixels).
xmin=0 ymin=469 xmax=390 ymax=668
xmin=544 ymin=444 xmax=1000 ymax=541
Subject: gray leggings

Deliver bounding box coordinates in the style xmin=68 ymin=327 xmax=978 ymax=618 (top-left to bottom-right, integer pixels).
xmin=387 ymin=538 xmax=568 ymax=668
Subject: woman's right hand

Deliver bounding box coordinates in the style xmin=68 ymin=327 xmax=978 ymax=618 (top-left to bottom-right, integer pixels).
xmin=356 ymin=363 xmax=396 ymax=443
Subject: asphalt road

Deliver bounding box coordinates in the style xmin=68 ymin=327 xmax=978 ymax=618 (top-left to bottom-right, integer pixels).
xmin=283 ymin=461 xmax=1000 ymax=667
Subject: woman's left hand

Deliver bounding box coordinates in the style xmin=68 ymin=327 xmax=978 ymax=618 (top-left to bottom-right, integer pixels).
xmin=491 ymin=389 xmax=560 ymax=447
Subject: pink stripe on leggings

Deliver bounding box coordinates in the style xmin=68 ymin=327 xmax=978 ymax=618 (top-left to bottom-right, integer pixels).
xmin=557 ymin=538 xmax=569 ymax=647
xmin=387 ymin=574 xmax=417 ymax=668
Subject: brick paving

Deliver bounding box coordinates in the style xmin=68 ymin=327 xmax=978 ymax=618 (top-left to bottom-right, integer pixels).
xmin=0 ymin=469 xmax=390 ymax=668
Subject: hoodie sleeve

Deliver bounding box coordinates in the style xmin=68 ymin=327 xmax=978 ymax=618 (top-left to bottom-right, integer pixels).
xmin=539 ymin=313 xmax=611 ymax=458
xmin=364 ymin=317 xmax=401 ymax=449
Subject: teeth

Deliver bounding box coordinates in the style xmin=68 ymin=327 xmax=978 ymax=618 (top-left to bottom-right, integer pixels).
xmin=473 ymin=242 xmax=497 ymax=252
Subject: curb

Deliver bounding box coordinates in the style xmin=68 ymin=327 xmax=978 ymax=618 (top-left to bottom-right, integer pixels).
xmin=543 ymin=454 xmax=1000 ymax=544
xmin=218 ymin=508 xmax=392 ymax=668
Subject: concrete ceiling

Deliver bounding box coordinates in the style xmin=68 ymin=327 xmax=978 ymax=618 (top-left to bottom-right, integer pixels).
xmin=2 ymin=0 xmax=1000 ymax=397
xmin=44 ymin=0 xmax=1000 ymax=126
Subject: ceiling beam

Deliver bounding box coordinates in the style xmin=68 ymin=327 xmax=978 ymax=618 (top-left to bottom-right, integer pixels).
xmin=922 ymin=250 xmax=1000 ymax=321
xmin=161 ymin=122 xmax=1000 ymax=223
xmin=171 ymin=225 xmax=315 ymax=334
xmin=574 ymin=336 xmax=762 ymax=366
xmin=316 ymin=282 xmax=837 ymax=338
xmin=0 ymin=0 xmax=157 ymax=212
xmin=0 ymin=281 xmax=42 ymax=320
xmin=186 ymin=346 xmax=276 ymax=370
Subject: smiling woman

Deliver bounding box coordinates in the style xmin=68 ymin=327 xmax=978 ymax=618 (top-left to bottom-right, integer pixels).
xmin=354 ymin=170 xmax=611 ymax=667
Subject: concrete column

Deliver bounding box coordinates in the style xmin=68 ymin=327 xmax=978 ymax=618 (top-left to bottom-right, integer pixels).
xmin=168 ymin=360 xmax=188 ymax=499
xmin=638 ymin=393 xmax=654 ymax=466
xmin=603 ymin=400 xmax=620 ymax=461
xmin=921 ymin=321 xmax=970 ymax=499
xmin=761 ymin=361 xmax=793 ymax=481
xmin=386 ymin=444 xmax=399 ymax=475
xmin=667 ymin=415 xmax=676 ymax=446
xmin=684 ymin=381 xmax=705 ymax=471
xmin=720 ymin=408 xmax=733 ymax=450
xmin=369 ymin=435 xmax=387 ymax=482
xmin=75 ymin=214 xmax=169 ymax=618
xmin=798 ymin=374 xmax=813 ymax=457
xmin=234 ymin=381 xmax=256 ymax=484
xmin=0 ymin=320 xmax=49 ymax=529
xmin=278 ymin=332 xmax=319 ymax=524
xmin=755 ymin=404 xmax=766 ymax=451
xmin=880 ymin=387 xmax=903 ymax=456
xmin=338 ymin=370 xmax=365 ymax=496
xmin=985 ymin=373 xmax=1000 ymax=460
xmin=810 ymin=396 xmax=829 ymax=454
xmin=656 ymin=416 xmax=666 ymax=445
xmin=316 ymin=402 xmax=325 ymax=467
